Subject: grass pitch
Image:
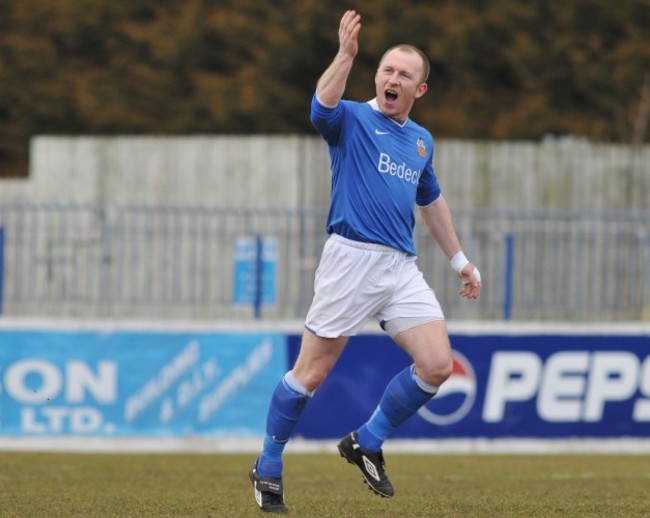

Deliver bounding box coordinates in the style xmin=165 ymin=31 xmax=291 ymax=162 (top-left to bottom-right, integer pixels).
xmin=0 ymin=451 xmax=648 ymax=517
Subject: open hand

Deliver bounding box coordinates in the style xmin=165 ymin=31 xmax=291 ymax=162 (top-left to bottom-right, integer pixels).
xmin=338 ymin=10 xmax=361 ymax=59
xmin=459 ymin=264 xmax=481 ymax=300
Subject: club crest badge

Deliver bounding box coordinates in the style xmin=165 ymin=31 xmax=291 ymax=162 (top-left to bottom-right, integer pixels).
xmin=417 ymin=138 xmax=426 ymax=157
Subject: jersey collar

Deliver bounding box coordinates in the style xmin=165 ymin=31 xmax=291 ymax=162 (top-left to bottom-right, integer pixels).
xmin=367 ymin=98 xmax=409 ymax=128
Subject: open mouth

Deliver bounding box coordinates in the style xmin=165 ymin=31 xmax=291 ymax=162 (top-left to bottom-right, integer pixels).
xmin=385 ymin=90 xmax=398 ymax=102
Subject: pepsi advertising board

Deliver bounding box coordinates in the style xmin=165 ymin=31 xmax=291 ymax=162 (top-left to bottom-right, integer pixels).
xmin=1 ymin=325 xmax=649 ymax=440
xmin=289 ymin=333 xmax=650 ymax=439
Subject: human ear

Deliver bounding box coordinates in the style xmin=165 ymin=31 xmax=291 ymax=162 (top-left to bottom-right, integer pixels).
xmin=415 ymin=82 xmax=428 ymax=99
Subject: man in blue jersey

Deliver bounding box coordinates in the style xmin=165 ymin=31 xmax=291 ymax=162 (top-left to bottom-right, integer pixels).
xmin=249 ymin=10 xmax=481 ymax=513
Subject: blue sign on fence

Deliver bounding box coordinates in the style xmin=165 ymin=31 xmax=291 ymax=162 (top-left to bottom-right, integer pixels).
xmin=0 ymin=226 xmax=4 ymax=315
xmin=233 ymin=236 xmax=278 ymax=309
xmin=0 ymin=330 xmax=286 ymax=436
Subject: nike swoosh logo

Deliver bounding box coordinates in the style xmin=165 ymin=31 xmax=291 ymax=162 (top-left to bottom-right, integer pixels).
xmin=375 ymin=129 xmax=390 ymax=135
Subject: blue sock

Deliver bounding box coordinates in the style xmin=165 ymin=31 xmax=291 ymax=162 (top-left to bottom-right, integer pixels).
xmin=257 ymin=372 xmax=309 ymax=477
xmin=357 ymin=365 xmax=437 ymax=451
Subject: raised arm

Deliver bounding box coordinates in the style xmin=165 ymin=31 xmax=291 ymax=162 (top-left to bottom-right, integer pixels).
xmin=419 ymin=196 xmax=482 ymax=300
xmin=315 ymin=10 xmax=362 ymax=107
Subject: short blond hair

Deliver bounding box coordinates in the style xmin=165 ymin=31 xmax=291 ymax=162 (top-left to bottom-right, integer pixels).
xmin=379 ymin=44 xmax=430 ymax=83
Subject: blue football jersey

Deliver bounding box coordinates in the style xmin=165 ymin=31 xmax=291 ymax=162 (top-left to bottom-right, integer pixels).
xmin=310 ymin=94 xmax=441 ymax=255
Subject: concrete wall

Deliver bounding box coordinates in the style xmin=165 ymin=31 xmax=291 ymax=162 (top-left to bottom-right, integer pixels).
xmin=436 ymin=139 xmax=650 ymax=210
xmin=20 ymin=135 xmax=331 ymax=209
xmin=4 ymin=135 xmax=646 ymax=211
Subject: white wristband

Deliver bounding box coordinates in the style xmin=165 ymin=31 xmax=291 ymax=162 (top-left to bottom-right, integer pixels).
xmin=450 ymin=251 xmax=470 ymax=274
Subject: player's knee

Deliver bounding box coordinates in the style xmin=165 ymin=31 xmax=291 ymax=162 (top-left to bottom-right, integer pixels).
xmin=293 ymin=366 xmax=329 ymax=393
xmin=417 ymin=355 xmax=453 ymax=388
xmin=437 ymin=356 xmax=454 ymax=385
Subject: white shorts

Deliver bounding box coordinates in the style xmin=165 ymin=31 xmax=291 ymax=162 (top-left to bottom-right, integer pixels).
xmin=304 ymin=234 xmax=444 ymax=338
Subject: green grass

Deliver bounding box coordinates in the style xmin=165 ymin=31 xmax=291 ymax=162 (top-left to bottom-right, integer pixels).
xmin=1 ymin=452 xmax=649 ymax=517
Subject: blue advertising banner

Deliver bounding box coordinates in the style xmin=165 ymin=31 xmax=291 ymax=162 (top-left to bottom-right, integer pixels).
xmin=0 ymin=330 xmax=286 ymax=436
xmin=288 ymin=333 xmax=650 ymax=439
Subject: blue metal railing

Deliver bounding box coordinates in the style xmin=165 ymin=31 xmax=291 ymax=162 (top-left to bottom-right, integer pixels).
xmin=503 ymin=233 xmax=515 ymax=321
